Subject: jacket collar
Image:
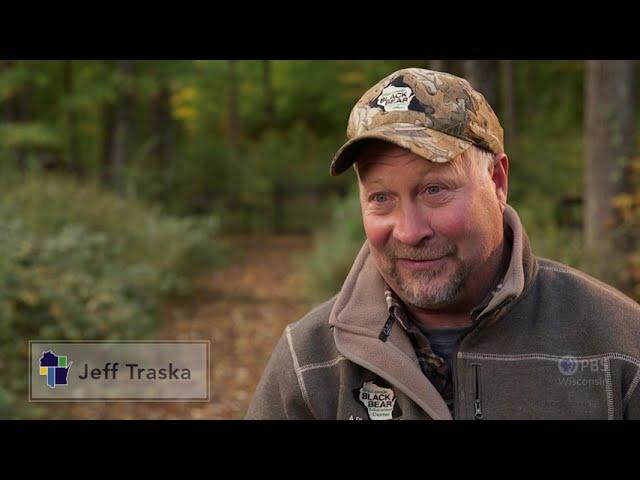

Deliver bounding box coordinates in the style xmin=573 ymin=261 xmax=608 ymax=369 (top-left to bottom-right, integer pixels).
xmin=471 ymin=205 xmax=537 ymax=321
xmin=328 ymin=204 xmax=537 ymax=420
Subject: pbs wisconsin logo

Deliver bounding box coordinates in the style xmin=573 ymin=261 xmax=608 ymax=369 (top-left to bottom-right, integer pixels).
xmin=558 ymin=356 xmax=578 ymax=376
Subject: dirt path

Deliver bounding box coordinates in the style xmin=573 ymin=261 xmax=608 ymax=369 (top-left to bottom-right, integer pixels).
xmin=60 ymin=234 xmax=315 ymax=419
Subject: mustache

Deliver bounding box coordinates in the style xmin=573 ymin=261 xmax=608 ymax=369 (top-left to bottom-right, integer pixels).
xmin=384 ymin=242 xmax=456 ymax=261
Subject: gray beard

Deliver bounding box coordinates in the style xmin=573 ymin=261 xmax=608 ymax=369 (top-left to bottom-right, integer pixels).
xmin=386 ymin=256 xmax=470 ymax=309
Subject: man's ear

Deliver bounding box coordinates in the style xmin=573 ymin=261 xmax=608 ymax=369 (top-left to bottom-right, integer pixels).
xmin=491 ymin=153 xmax=509 ymax=211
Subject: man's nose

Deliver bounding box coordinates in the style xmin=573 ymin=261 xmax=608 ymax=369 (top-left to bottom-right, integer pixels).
xmin=393 ymin=204 xmax=433 ymax=246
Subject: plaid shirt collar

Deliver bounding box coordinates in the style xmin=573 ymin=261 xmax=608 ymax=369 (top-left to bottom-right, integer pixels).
xmin=384 ymin=286 xmax=450 ymax=385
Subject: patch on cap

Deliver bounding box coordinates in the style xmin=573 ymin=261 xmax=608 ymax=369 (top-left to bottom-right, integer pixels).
xmin=376 ymin=85 xmax=415 ymax=112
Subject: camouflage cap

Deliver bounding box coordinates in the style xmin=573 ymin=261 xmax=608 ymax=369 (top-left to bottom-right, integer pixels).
xmin=330 ymin=68 xmax=504 ymax=176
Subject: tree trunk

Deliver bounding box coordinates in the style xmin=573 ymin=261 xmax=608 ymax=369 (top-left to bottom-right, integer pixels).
xmin=63 ymin=60 xmax=83 ymax=176
xmin=101 ymin=101 xmax=116 ymax=184
xmin=111 ymin=60 xmax=135 ymax=192
xmin=499 ymin=60 xmax=518 ymax=153
xmin=228 ymin=60 xmax=240 ymax=156
xmin=584 ymin=60 xmax=636 ymax=291
xmin=1 ymin=61 xmax=16 ymax=122
xmin=464 ymin=60 xmax=498 ymax=107
xmin=2 ymin=60 xmax=31 ymax=170
xmin=263 ymin=60 xmax=275 ymax=129
xmin=150 ymin=83 xmax=171 ymax=169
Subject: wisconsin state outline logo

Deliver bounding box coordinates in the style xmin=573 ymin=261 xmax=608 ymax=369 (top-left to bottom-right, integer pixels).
xmin=39 ymin=351 xmax=72 ymax=388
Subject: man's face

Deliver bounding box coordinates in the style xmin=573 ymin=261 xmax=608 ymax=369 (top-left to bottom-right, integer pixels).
xmin=356 ymin=143 xmax=507 ymax=312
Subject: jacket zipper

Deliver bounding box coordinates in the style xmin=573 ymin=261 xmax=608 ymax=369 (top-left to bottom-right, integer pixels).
xmin=473 ymin=364 xmax=483 ymax=420
xmin=452 ymin=348 xmax=459 ymax=419
xmin=453 ymin=302 xmax=511 ymax=420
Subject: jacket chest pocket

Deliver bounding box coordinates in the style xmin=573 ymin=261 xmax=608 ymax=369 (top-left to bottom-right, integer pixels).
xmin=457 ymin=355 xmax=615 ymax=420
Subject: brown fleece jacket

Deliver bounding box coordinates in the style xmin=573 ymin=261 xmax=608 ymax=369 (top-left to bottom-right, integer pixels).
xmin=246 ymin=206 xmax=640 ymax=420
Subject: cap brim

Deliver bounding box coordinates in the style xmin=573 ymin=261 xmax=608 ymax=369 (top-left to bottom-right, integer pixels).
xmin=329 ymin=124 xmax=474 ymax=176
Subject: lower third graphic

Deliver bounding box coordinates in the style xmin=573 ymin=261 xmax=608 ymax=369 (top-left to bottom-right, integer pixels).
xmin=39 ymin=351 xmax=72 ymax=388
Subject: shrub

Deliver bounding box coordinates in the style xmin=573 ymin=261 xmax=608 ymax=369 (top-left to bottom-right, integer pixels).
xmin=0 ymin=173 xmax=226 ymax=418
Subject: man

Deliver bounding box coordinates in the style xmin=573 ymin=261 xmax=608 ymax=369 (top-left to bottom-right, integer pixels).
xmin=246 ymin=68 xmax=640 ymax=420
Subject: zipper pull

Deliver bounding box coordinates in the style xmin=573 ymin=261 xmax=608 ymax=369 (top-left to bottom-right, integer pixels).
xmin=474 ymin=399 xmax=483 ymax=420
xmin=473 ymin=364 xmax=483 ymax=420
xmin=378 ymin=315 xmax=395 ymax=342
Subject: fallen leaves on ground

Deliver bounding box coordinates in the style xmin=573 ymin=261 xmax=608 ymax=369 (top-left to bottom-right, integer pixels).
xmin=45 ymin=234 xmax=316 ymax=419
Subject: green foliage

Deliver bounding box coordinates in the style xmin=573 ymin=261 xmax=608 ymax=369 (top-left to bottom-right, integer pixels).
xmin=515 ymin=61 xmax=584 ymax=135
xmin=163 ymin=121 xmax=350 ymax=232
xmin=2 ymin=60 xmax=593 ymax=234
xmin=509 ymin=130 xmax=583 ymax=229
xmin=0 ymin=173 xmax=226 ymax=418
xmin=300 ymin=186 xmax=365 ymax=301
xmin=0 ymin=122 xmax=62 ymax=150
xmin=515 ymin=197 xmax=585 ymax=268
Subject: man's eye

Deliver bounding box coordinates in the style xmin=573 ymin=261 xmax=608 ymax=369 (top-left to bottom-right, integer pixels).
xmin=426 ymin=185 xmax=443 ymax=195
xmin=371 ymin=193 xmax=388 ymax=203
